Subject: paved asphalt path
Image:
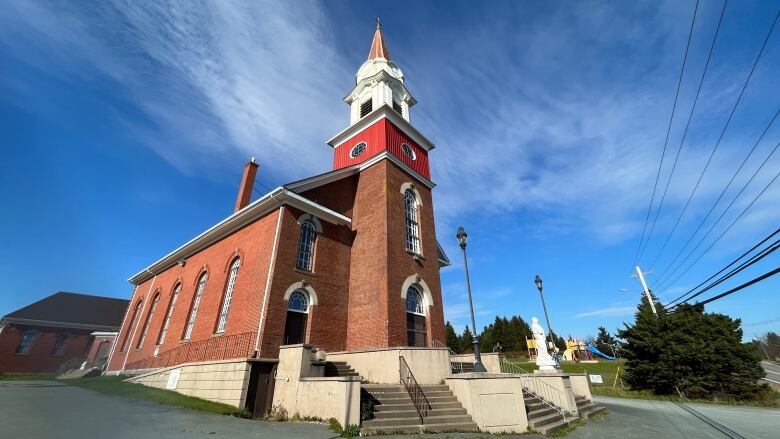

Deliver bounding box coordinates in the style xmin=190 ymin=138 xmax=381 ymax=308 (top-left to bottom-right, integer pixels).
xmin=1 ymin=380 xmax=779 ymax=438
xmin=761 ymin=361 xmax=780 ymax=390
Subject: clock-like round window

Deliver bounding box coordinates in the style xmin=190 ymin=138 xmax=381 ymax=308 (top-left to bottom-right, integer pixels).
xmin=350 ymin=142 xmax=367 ymax=158
xmin=401 ymin=143 xmax=416 ymax=160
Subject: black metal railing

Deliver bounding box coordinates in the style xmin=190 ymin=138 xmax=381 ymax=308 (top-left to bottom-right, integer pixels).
xmin=399 ymin=356 xmax=431 ymax=424
xmin=125 ymin=331 xmax=256 ymax=371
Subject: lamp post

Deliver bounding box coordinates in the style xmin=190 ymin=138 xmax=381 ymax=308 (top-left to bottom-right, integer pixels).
xmin=457 ymin=226 xmax=486 ymax=372
xmin=534 ymin=275 xmax=557 ymax=360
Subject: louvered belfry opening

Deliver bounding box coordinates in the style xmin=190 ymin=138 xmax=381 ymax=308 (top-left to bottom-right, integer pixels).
xmin=360 ymin=99 xmax=373 ymax=117
xmin=392 ymin=100 xmax=403 ymax=115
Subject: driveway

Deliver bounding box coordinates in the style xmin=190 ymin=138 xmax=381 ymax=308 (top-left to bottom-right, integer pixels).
xmin=1 ymin=381 xmax=778 ymax=438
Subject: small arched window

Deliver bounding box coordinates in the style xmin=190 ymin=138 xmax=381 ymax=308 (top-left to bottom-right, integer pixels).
xmin=120 ymin=301 xmax=143 ymax=352
xmin=406 ymin=287 xmax=424 ymax=315
xmin=16 ymin=329 xmax=39 ymax=354
xmin=216 ymin=258 xmax=241 ymax=333
xmin=51 ymin=333 xmax=70 ymax=356
xmin=137 ymin=292 xmax=160 ymax=349
xmin=183 ymin=272 xmax=208 ymax=340
xmin=404 ymin=189 xmax=421 ymax=254
xmin=157 ymin=283 xmax=181 ymax=346
xmin=296 ymin=221 xmax=317 ymax=271
xmin=288 ymin=291 xmax=309 ymax=313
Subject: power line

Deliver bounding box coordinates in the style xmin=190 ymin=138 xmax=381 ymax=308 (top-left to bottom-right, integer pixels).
xmin=664 ymin=236 xmax=780 ymax=309
xmin=662 ymin=227 xmax=780 ymax=307
xmin=744 ymin=317 xmax=780 ymax=327
xmin=632 ymin=0 xmax=701 ymax=269
xmin=651 ymin=108 xmax=780 ymax=282
xmin=636 ymin=0 xmax=729 ymax=266
xmin=647 ymin=11 xmax=780 ymax=269
xmin=656 ymin=164 xmax=780 ymax=292
xmin=694 ymin=266 xmax=780 ymax=308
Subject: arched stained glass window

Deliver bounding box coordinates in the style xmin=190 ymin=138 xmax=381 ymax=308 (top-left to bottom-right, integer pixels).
xmin=216 ymin=258 xmax=240 ymax=333
xmin=296 ymin=221 xmax=316 ymax=271
xmin=406 ymin=287 xmax=424 ymax=315
xmin=121 ymin=301 xmax=143 ymax=352
xmin=16 ymin=329 xmax=39 ymax=354
xmin=288 ymin=291 xmax=309 ymax=313
xmin=157 ymin=283 xmax=180 ymax=346
xmin=136 ymin=292 xmax=160 ymax=349
xmin=183 ymin=272 xmax=207 ymax=340
xmin=405 ymin=190 xmax=420 ymax=254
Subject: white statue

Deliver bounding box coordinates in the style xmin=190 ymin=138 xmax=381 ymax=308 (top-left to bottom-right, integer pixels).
xmin=531 ymin=317 xmax=557 ymax=371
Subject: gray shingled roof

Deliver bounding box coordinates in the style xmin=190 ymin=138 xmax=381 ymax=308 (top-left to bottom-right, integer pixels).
xmin=3 ymin=292 xmax=128 ymax=330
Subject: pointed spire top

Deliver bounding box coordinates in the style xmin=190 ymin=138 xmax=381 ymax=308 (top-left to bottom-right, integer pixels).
xmin=368 ymin=18 xmax=390 ymax=60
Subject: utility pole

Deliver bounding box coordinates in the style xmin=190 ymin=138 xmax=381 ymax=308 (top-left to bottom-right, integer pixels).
xmin=632 ymin=265 xmax=657 ymax=316
xmin=754 ymin=333 xmax=770 ymax=360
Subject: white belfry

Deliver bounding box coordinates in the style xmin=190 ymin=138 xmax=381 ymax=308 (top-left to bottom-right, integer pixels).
xmin=345 ymin=20 xmax=416 ymax=125
xmin=531 ymin=317 xmax=557 ymax=371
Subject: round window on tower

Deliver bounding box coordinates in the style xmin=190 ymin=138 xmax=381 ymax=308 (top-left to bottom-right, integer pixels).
xmin=350 ymin=142 xmax=367 ymax=159
xmin=401 ymin=143 xmax=416 ymax=160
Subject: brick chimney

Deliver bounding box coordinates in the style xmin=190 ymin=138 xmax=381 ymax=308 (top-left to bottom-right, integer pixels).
xmin=234 ymin=157 xmax=259 ymax=212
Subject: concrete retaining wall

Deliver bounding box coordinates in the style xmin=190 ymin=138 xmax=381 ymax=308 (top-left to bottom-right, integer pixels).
xmin=450 ymin=352 xmax=503 ymax=373
xmin=327 ymin=347 xmax=450 ymax=384
xmin=125 ymin=358 xmax=251 ymax=408
xmin=446 ymin=373 xmax=529 ymax=433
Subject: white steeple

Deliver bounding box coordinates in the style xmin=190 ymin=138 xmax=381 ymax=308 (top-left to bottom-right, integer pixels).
xmin=345 ymin=20 xmax=416 ymax=125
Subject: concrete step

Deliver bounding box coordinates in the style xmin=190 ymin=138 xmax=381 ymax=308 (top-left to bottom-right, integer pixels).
xmin=373 ymin=408 xmax=467 ymax=419
xmin=528 ymin=411 xmax=566 ymax=429
xmin=363 ymin=414 xmax=476 ymax=428
xmin=362 ymin=421 xmax=479 ymax=435
xmin=579 ymin=404 xmax=607 ymax=419
xmin=370 ymin=390 xmax=455 ymax=400
xmin=374 ymin=395 xmax=459 ymax=405
xmin=374 ymin=401 xmax=464 ymax=412
xmin=534 ymin=416 xmax=579 ymax=435
xmin=526 ymin=406 xmax=559 ymax=420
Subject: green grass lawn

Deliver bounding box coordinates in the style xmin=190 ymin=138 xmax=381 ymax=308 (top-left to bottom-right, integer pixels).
xmin=64 ymin=375 xmax=251 ymax=418
xmin=0 ymin=373 xmax=58 ymax=381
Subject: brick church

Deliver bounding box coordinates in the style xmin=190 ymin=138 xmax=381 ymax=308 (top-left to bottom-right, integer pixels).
xmin=107 ymin=23 xmax=450 ymax=373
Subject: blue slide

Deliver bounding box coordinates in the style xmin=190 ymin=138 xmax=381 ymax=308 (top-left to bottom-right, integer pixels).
xmin=587 ymin=346 xmax=615 ymax=360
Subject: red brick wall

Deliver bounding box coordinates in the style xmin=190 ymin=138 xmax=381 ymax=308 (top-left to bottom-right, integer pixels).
xmin=257 ymin=206 xmax=354 ymax=356
xmin=107 ymin=209 xmax=281 ymax=371
xmin=0 ymin=325 xmax=92 ymax=373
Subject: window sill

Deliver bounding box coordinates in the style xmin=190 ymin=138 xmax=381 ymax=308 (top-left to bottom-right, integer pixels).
xmin=13 ymin=352 xmax=31 ymax=356
xmin=295 ymin=268 xmax=316 ymax=276
xmin=211 ymin=332 xmax=225 ymax=338
xmin=406 ymin=249 xmax=425 ymax=260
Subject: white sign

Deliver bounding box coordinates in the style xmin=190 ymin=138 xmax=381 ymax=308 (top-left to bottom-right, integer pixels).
xmin=589 ymin=374 xmax=603 ymax=384
xmin=166 ymin=370 xmax=181 ymax=389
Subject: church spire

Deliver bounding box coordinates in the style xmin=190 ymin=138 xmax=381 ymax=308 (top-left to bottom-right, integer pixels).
xmin=368 ymin=18 xmax=391 ymax=60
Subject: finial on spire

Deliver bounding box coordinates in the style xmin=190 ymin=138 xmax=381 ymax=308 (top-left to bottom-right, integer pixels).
xmin=368 ymin=18 xmax=390 ymax=60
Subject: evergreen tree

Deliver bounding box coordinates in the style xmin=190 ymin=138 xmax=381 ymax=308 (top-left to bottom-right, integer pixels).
xmin=594 ymin=326 xmax=618 ymax=356
xmin=444 ymin=321 xmax=460 ymax=353
xmin=620 ymin=295 xmax=764 ymax=400
xmin=460 ymin=325 xmax=474 ymax=353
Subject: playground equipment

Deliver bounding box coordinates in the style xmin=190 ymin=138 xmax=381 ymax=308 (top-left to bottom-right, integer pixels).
xmin=587 ymin=346 xmax=616 ymax=360
xmin=561 ymin=337 xmax=617 ymax=362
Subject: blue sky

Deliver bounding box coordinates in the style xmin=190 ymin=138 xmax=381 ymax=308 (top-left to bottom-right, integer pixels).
xmin=2 ymin=1 xmax=779 ymax=341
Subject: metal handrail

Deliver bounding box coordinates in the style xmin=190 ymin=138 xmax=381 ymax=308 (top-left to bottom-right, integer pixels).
xmin=399 ymin=356 xmax=432 ymax=424
xmin=500 ymin=359 xmax=567 ymax=421
xmin=125 ymin=331 xmax=255 ymax=371
xmin=432 ymin=339 xmax=464 ymax=374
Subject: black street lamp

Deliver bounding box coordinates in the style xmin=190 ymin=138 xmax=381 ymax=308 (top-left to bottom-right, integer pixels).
xmin=534 ymin=275 xmax=558 ymax=364
xmin=457 ymin=226 xmax=487 ymax=372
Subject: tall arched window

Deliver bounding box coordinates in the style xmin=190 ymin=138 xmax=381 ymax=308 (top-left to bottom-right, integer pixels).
xmin=156 ymin=283 xmax=180 ymax=346
xmin=120 ymin=300 xmax=143 ymax=352
xmin=183 ymin=272 xmax=207 ymax=340
xmin=216 ymin=258 xmax=240 ymax=333
xmin=15 ymin=329 xmax=38 ymax=354
xmin=50 ymin=333 xmax=70 ymax=356
xmin=136 ymin=292 xmax=160 ymax=349
xmin=284 ymin=290 xmax=309 ymax=345
xmin=406 ymin=286 xmax=426 ymax=347
xmin=296 ymin=221 xmax=316 ymax=271
xmin=405 ymin=189 xmax=421 ymax=254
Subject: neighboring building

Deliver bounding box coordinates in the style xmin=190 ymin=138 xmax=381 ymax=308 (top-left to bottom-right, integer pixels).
xmin=0 ymin=292 xmax=128 ymax=373
xmin=107 ymin=23 xmax=450 ymax=375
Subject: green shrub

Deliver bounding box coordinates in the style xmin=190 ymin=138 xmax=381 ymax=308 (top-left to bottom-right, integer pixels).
xmin=342 ymin=424 xmax=361 ymax=438
xmin=328 ymin=417 xmax=343 ymax=434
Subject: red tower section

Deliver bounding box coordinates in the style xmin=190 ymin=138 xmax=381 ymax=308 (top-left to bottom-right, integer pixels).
xmin=331 ymin=117 xmax=431 ymax=180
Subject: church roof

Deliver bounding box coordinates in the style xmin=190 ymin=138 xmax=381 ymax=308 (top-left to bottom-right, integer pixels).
xmin=2 ymin=292 xmax=129 ymax=331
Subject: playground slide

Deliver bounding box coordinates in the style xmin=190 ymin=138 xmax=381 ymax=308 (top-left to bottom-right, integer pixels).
xmin=587 ymin=346 xmax=615 ymax=360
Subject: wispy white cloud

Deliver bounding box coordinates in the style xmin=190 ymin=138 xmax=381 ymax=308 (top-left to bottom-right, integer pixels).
xmin=574 ymin=306 xmax=636 ymax=318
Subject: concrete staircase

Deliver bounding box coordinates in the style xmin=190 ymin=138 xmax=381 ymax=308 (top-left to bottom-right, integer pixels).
xmin=450 ymin=361 xmax=475 ymax=373
xmin=323 ymin=361 xmax=359 ymax=378
xmin=56 ymin=367 xmax=101 ymax=380
xmin=523 ymin=390 xmax=578 ymax=435
xmin=361 ymin=384 xmax=478 ymax=434
xmin=575 ymin=395 xmax=606 ymax=419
